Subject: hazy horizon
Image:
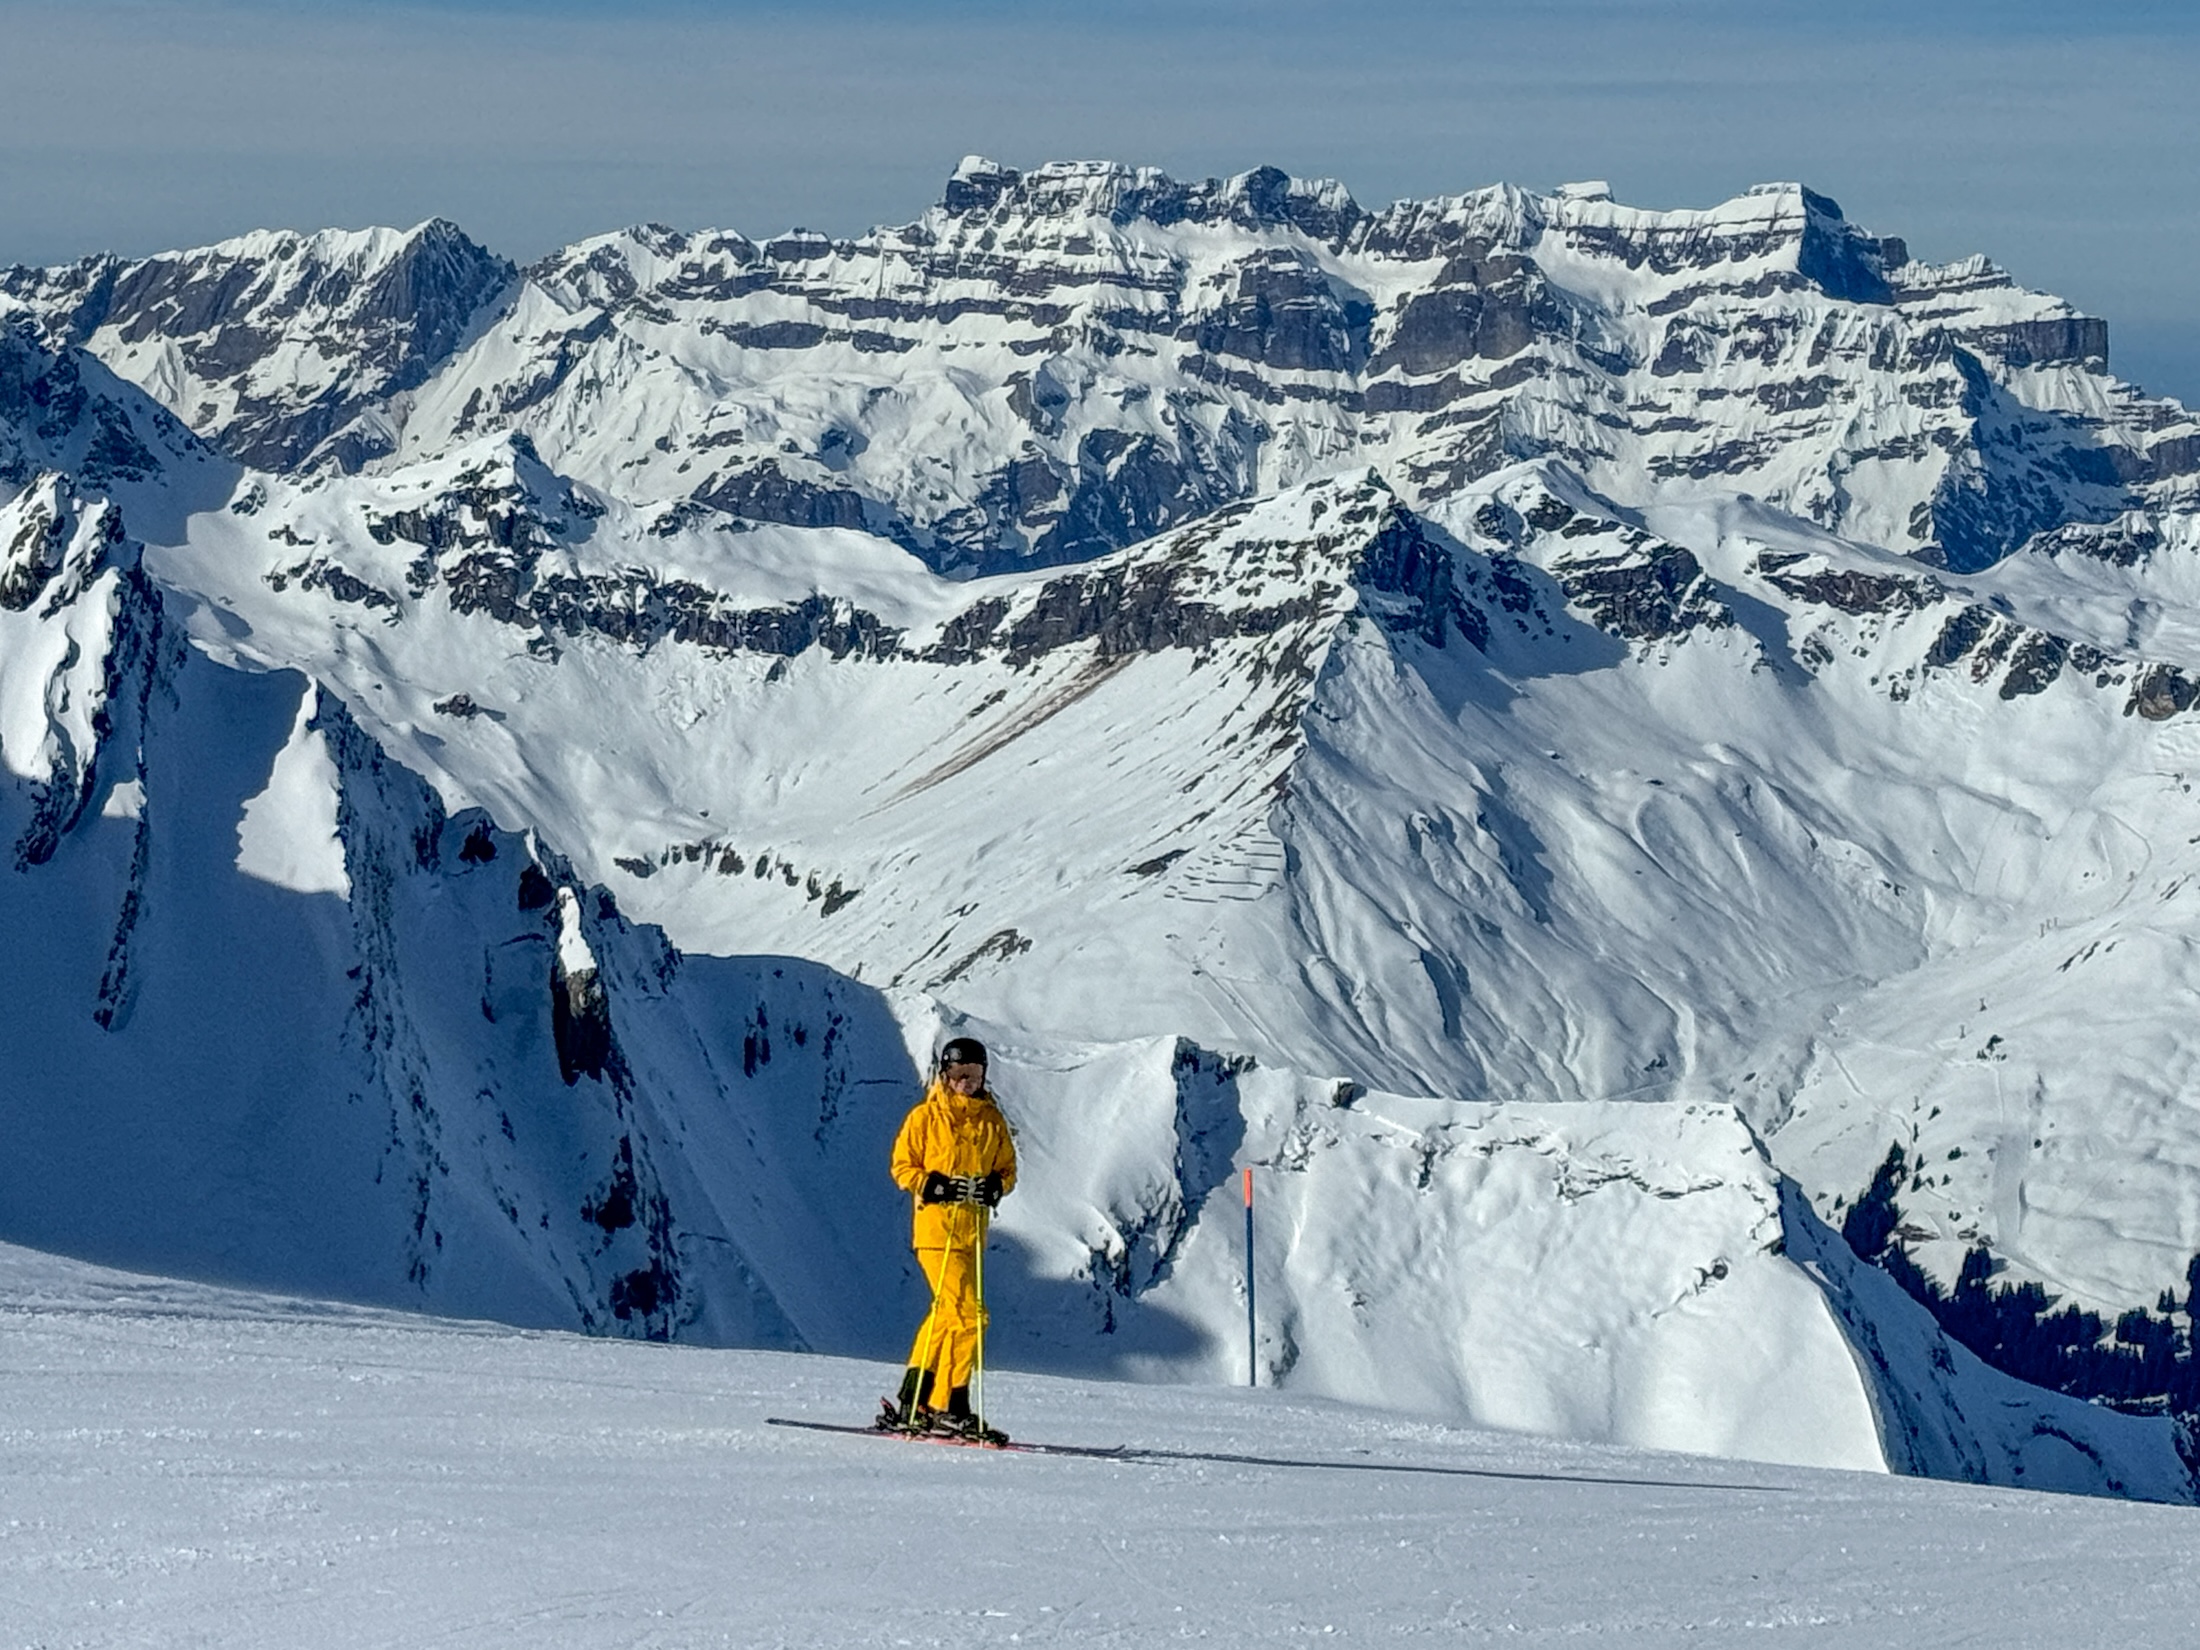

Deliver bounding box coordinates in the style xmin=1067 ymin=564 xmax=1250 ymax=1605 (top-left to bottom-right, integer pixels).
xmin=6 ymin=0 xmax=2196 ymax=403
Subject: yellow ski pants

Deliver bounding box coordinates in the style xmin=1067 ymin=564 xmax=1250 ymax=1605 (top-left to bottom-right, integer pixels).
xmin=906 ymin=1243 xmax=986 ymax=1395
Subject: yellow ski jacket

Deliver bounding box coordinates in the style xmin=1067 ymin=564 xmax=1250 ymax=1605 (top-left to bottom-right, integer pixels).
xmin=890 ymin=1079 xmax=1018 ymax=1250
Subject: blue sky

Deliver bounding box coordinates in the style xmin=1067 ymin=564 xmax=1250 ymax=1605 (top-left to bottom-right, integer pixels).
xmin=5 ymin=0 xmax=2197 ymax=402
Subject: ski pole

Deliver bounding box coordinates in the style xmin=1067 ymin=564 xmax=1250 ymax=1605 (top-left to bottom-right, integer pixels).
xmin=905 ymin=1253 xmax=946 ymax=1426
xmin=973 ymin=1205 xmax=988 ymax=1433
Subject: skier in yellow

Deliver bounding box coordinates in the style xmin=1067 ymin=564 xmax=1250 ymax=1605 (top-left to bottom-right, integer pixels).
xmin=880 ymin=1037 xmax=1018 ymax=1442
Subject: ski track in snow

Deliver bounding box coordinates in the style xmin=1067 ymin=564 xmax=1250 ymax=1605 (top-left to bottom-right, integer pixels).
xmin=0 ymin=1245 xmax=2192 ymax=1650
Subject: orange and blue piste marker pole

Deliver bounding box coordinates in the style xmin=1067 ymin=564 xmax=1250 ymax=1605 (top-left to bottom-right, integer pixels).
xmin=1243 ymin=1166 xmax=1256 ymax=1387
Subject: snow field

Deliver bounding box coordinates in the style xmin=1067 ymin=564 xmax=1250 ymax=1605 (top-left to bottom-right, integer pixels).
xmin=1 ymin=1244 xmax=2194 ymax=1650
xmin=233 ymin=683 xmax=350 ymax=898
xmin=108 ymin=243 xmax=2200 ymax=1335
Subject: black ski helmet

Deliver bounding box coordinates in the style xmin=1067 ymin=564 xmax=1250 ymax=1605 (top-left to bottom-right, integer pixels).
xmin=938 ymin=1036 xmax=989 ymax=1072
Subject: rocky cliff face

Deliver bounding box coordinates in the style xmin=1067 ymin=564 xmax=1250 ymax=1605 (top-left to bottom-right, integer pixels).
xmin=0 ymin=319 xmax=209 ymax=496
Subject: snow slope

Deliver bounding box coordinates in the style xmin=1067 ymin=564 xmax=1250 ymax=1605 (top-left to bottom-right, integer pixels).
xmin=2 ymin=385 xmax=2194 ymax=1486
xmin=121 ymin=418 xmax=2200 ymax=1332
xmin=8 ymin=477 xmax=2190 ymax=1497
xmin=1 ymin=1243 xmax=2195 ymax=1649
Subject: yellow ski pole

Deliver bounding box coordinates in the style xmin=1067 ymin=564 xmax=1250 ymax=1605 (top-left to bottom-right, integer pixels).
xmin=973 ymin=1203 xmax=988 ymax=1436
xmin=903 ymin=1249 xmax=946 ymax=1428
xmin=899 ymin=1169 xmax=958 ymax=1428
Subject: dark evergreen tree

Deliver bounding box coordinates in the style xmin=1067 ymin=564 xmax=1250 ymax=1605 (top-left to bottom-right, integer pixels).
xmin=1841 ymin=1142 xmax=2200 ymax=1416
xmin=2175 ymin=1255 xmax=2200 ymax=1416
xmin=1840 ymin=1143 xmax=1906 ymax=1262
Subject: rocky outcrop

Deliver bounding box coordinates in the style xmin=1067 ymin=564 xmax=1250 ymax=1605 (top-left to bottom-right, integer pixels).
xmin=251 ymin=462 xmax=1477 ymax=678
xmin=695 ymin=460 xmax=886 ymax=536
xmin=1762 ymin=563 xmax=1942 ymax=616
xmin=0 ymin=322 xmax=188 ymax=492
xmin=1998 ymin=632 xmax=2072 ymax=699
xmin=1925 ymin=604 xmax=1999 ymax=670
xmin=2127 ymin=663 xmax=2200 ymax=721
xmin=551 ymin=886 xmax=616 ymax=1085
xmin=2030 ymin=515 xmax=2165 ymax=567
xmin=1462 ymin=480 xmax=1735 ymax=646
xmin=0 ymin=474 xmax=163 ymax=873
xmin=0 ymin=473 xmax=74 ymax=610
xmin=1025 ymin=427 xmax=1251 ymax=569
xmin=1195 ymin=247 xmax=1370 ymax=375
xmin=1366 ymin=249 xmax=1562 ymax=378
xmin=1971 ymin=317 xmax=2109 ymax=370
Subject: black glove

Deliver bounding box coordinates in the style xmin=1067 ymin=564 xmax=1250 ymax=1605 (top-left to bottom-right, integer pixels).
xmin=974 ymin=1171 xmax=1005 ymax=1208
xmin=920 ymin=1171 xmax=959 ymax=1206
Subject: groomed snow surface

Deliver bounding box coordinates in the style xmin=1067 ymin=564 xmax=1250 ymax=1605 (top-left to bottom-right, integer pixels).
xmin=1 ymin=1245 xmax=2191 ymax=1649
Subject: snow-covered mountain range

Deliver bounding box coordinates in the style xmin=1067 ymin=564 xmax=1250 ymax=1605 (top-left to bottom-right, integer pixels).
xmin=8 ymin=160 xmax=2200 ymax=1500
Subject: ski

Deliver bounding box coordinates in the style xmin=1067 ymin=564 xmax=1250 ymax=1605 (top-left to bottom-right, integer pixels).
xmin=763 ymin=1416 xmax=1131 ymax=1460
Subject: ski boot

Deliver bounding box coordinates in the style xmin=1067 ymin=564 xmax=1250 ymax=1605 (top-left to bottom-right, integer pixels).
xmin=940 ymin=1387 xmax=1010 ymax=1446
xmin=876 ymin=1367 xmax=937 ymax=1433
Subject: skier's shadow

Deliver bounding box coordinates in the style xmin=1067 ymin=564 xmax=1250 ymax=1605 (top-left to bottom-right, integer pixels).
xmin=1095 ymin=1443 xmax=1791 ymax=1495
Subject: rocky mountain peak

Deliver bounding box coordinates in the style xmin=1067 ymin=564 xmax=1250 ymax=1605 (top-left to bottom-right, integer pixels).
xmin=933 ymin=156 xmax=1365 ymax=243
xmin=0 ymin=218 xmax=515 ymax=475
xmin=1789 ymin=186 xmax=1897 ymax=305
xmin=942 ymin=154 xmax=1019 ymax=216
